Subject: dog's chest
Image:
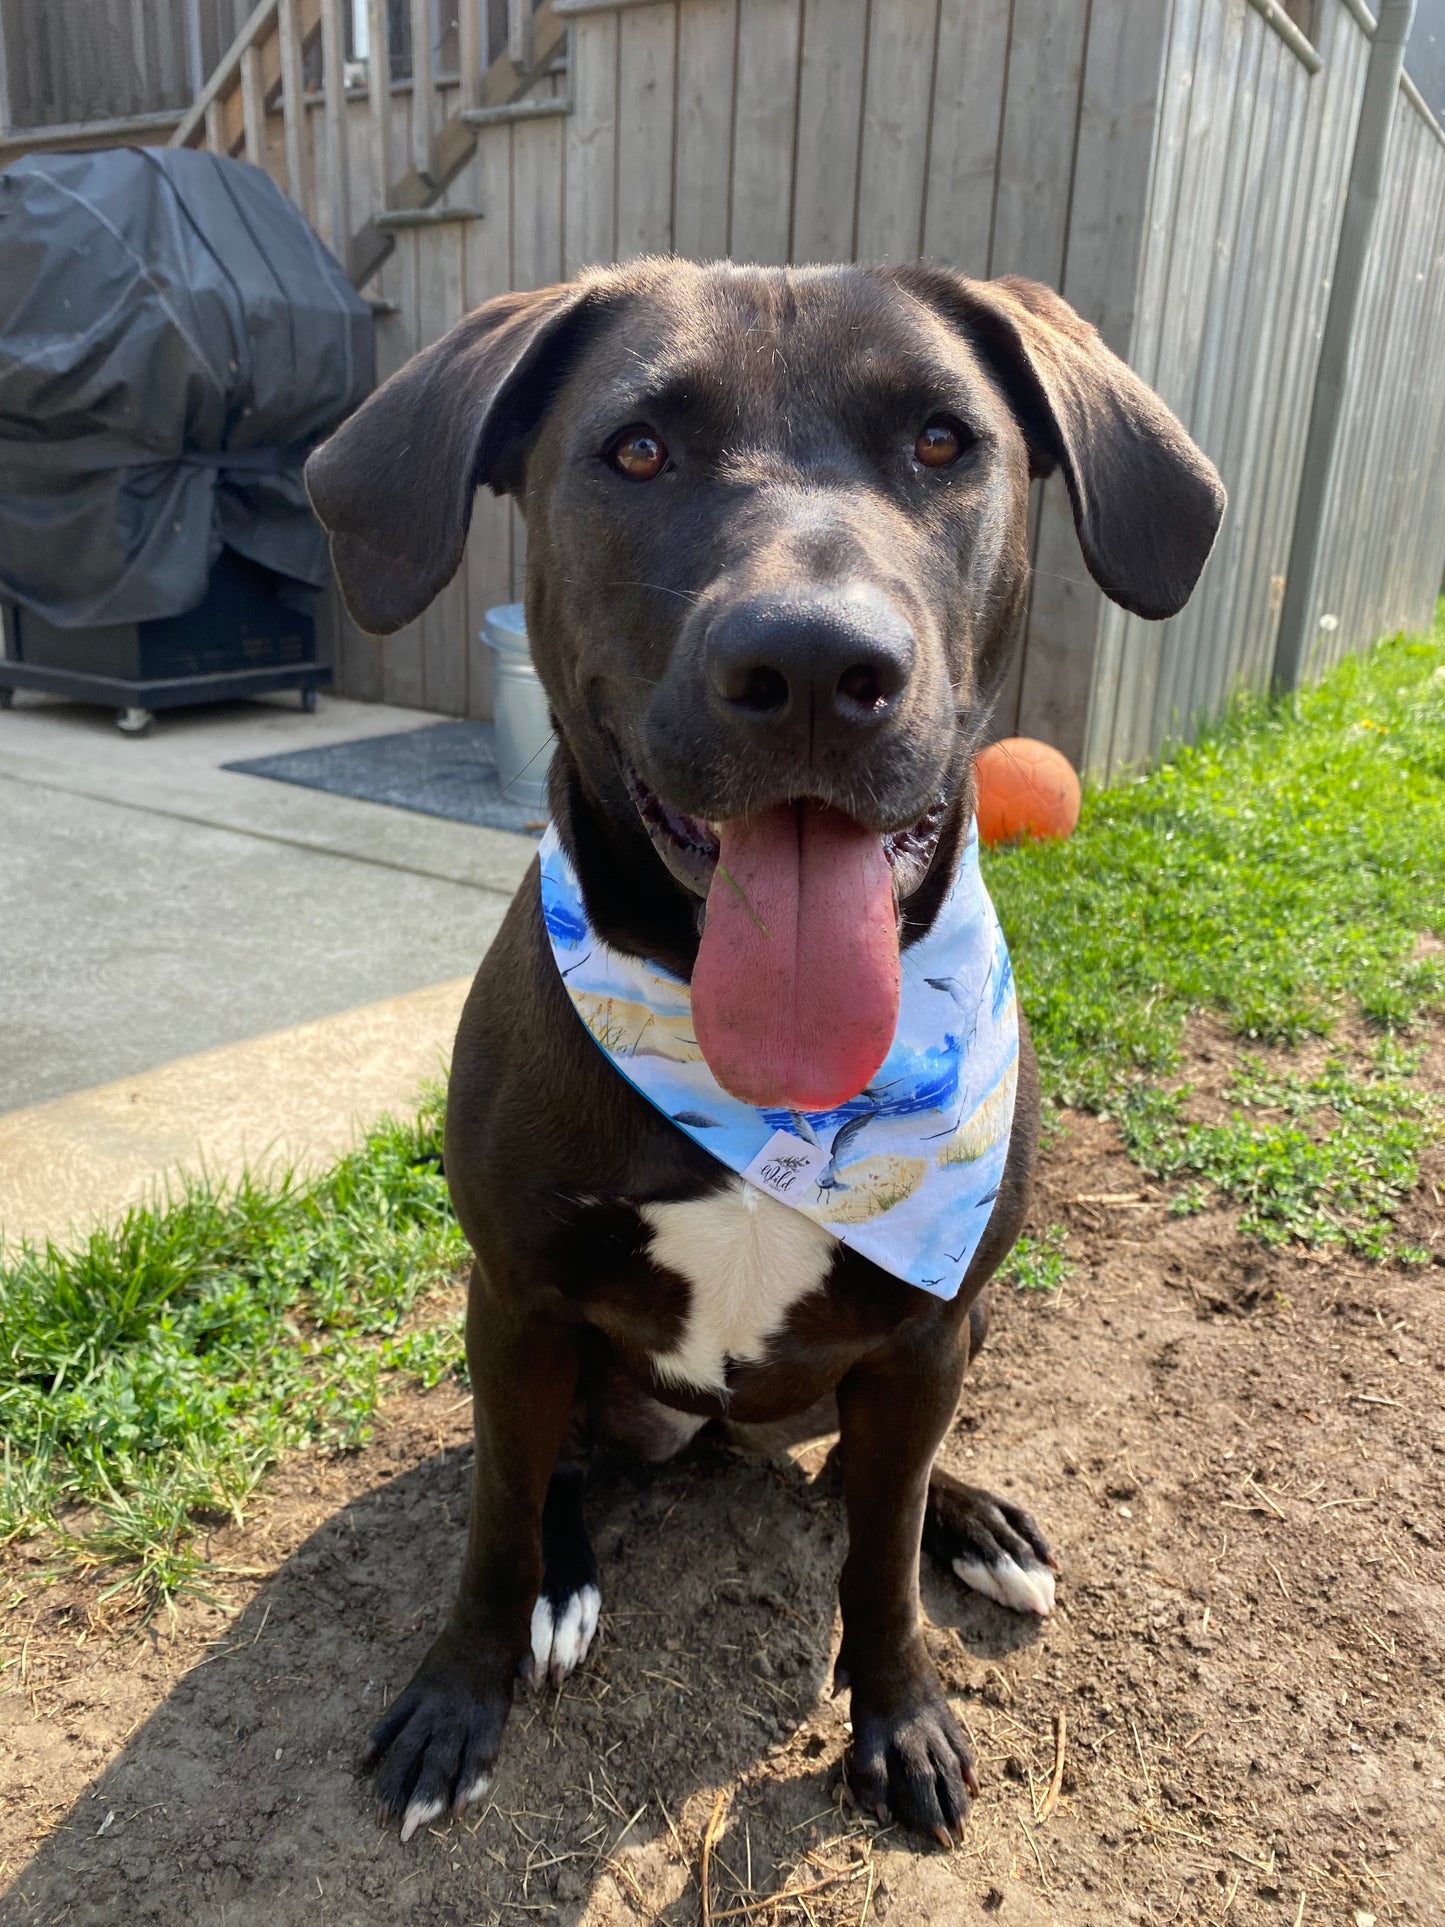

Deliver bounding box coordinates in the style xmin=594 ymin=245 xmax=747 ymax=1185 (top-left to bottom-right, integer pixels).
xmin=639 ymin=1180 xmax=836 ymax=1394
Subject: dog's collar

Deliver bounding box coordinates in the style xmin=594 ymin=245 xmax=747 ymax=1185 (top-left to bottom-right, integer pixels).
xmin=538 ymin=822 xmax=1018 ymax=1299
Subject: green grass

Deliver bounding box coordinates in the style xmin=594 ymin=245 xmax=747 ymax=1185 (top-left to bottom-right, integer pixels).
xmin=0 ymin=1092 xmax=467 ymax=1602
xmin=996 ymin=1224 xmax=1075 ymax=1293
xmin=3 ymin=613 xmax=1444 ymax=1603
xmin=983 ymin=615 xmax=1445 ymax=1268
xmin=985 ymin=627 xmax=1445 ymax=1106
xmin=1119 ymin=1043 xmax=1437 ymax=1263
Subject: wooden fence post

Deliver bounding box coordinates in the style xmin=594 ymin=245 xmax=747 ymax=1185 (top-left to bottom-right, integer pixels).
xmin=1273 ymin=0 xmax=1419 ymax=689
xmin=320 ymin=0 xmax=352 ymax=261
xmin=277 ymin=0 xmax=308 ymax=210
xmin=368 ymin=0 xmax=394 ymax=202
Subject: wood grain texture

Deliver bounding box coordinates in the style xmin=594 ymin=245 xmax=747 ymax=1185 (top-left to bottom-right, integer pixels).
xmin=416 ymin=215 xmax=471 ymax=715
xmin=376 ymin=232 xmax=427 ymax=708
xmin=512 ymin=108 xmax=566 ymax=290
xmin=511 ymin=112 xmax=564 ymax=599
xmin=854 ymin=0 xmax=939 ymax=263
xmin=240 ymin=41 xmax=266 ymax=167
xmin=1148 ymin=1 xmax=1266 ymax=754
xmin=616 ymin=1 xmax=677 ymax=258
xmin=276 ymin=0 xmax=311 ymax=215
xmin=789 ymin=0 xmax=869 ymax=265
xmin=1015 ymin=0 xmax=1172 ymax=756
xmin=988 ymin=0 xmax=1089 ymax=285
xmin=319 ymin=0 xmax=351 ymax=257
xmin=565 ymin=10 xmax=620 ymax=271
xmin=673 ymin=0 xmax=738 ymax=261
xmin=729 ymin=0 xmax=802 ymax=265
xmin=367 ymin=0 xmax=394 ymax=206
xmin=464 ymin=122 xmax=518 ymax=717
xmin=1090 ymin=0 xmax=1204 ymax=777
xmin=920 ymin=0 xmax=1010 ymax=276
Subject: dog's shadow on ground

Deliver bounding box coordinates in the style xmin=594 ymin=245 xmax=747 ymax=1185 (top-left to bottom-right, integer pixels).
xmin=5 ymin=1434 xmax=1045 ymax=1927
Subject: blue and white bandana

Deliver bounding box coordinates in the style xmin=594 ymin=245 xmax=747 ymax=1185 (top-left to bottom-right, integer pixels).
xmin=539 ymin=822 xmax=1019 ymax=1300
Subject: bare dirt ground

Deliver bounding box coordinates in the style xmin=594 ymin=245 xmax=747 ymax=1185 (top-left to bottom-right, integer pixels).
xmin=2 ymin=1026 xmax=1442 ymax=1927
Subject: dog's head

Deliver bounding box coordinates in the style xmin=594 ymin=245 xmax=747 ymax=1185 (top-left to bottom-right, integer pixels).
xmin=307 ymin=259 xmax=1223 ymax=1111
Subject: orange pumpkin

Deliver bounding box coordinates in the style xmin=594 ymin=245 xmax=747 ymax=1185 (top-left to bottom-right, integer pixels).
xmin=974 ymin=737 xmax=1081 ymax=846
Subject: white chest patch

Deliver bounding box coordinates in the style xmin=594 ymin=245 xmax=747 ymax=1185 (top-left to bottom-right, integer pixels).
xmin=640 ymin=1180 xmax=837 ymax=1395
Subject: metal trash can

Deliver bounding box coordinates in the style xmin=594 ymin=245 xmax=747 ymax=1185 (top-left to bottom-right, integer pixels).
xmin=482 ymin=604 xmax=553 ymax=812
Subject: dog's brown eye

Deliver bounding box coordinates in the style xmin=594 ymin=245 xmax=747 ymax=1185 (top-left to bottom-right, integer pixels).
xmin=607 ymin=426 xmax=668 ymax=481
xmin=915 ymin=418 xmax=966 ymax=468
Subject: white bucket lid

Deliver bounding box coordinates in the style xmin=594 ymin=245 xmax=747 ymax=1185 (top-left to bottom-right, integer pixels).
xmin=482 ymin=602 xmax=529 ymax=658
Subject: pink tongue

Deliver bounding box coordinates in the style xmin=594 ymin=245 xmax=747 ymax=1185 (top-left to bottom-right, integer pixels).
xmin=692 ymin=804 xmax=900 ymax=1110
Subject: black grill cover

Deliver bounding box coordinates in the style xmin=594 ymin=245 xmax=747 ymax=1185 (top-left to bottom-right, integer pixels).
xmin=0 ymin=147 xmax=373 ymax=627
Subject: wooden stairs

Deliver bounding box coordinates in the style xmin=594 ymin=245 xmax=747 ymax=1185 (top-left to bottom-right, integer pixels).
xmin=169 ymin=0 xmax=568 ymax=287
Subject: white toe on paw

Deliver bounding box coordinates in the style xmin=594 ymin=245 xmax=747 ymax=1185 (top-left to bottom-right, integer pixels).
xmin=456 ymin=1771 xmax=492 ymax=1814
xmin=579 ymin=1584 xmax=601 ymax=1653
xmin=953 ymin=1552 xmax=1056 ymax=1617
xmin=400 ymin=1795 xmax=445 ymax=1843
xmin=531 ymin=1584 xmax=602 ymax=1685
xmin=530 ymin=1594 xmax=555 ymax=1675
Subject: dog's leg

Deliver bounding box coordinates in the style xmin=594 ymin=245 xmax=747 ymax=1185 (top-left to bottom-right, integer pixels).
xmin=524 ymin=1460 xmax=601 ymax=1689
xmin=367 ymin=1265 xmax=579 ymax=1839
xmin=921 ymin=1292 xmax=1058 ymax=1616
xmin=834 ymin=1340 xmax=978 ymax=1846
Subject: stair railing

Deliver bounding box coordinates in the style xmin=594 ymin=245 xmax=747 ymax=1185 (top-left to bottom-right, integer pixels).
xmin=170 ymin=0 xmax=560 ymax=287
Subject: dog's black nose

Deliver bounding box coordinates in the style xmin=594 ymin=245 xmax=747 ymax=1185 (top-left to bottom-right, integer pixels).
xmin=706 ymin=587 xmax=915 ymax=745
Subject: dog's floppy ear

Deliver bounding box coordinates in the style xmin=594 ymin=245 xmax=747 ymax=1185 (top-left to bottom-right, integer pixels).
xmin=305 ymin=279 xmax=605 ymax=635
xmin=889 ymin=268 xmax=1225 ymax=621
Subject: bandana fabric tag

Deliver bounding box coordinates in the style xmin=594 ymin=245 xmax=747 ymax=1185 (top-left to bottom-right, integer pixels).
xmin=743 ymin=1128 xmax=834 ymax=1201
xmin=539 ymin=822 xmax=1019 ymax=1300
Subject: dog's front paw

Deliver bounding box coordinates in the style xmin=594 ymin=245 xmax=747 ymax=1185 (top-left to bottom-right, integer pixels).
xmin=924 ymin=1471 xmax=1058 ymax=1616
xmin=365 ymin=1633 xmax=514 ymax=1841
xmin=845 ymin=1677 xmax=979 ymax=1847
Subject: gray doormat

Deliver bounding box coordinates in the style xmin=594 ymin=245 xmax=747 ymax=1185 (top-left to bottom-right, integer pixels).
xmin=224 ymin=720 xmax=548 ymax=834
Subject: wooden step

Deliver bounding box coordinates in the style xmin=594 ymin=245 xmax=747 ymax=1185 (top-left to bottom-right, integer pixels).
xmin=169 ymin=0 xmax=567 ymax=290
xmin=348 ymin=7 xmax=567 ymax=288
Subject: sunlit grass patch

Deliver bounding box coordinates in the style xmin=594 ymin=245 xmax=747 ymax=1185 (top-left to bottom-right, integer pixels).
xmin=0 ymin=1090 xmax=467 ymax=1599
xmin=1118 ymin=1048 xmax=1438 ymax=1263
xmin=997 ymin=1224 xmax=1075 ymax=1293
xmin=986 ymin=622 xmax=1445 ymax=1109
xmin=984 ymin=614 xmax=1445 ymax=1263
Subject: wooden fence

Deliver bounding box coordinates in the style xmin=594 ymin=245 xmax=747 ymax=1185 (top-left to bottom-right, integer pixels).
xmin=0 ymin=3 xmax=508 ymax=139
xmin=225 ymin=0 xmax=1193 ymax=725
xmin=6 ymin=0 xmax=1444 ymax=768
xmin=314 ymin=0 xmax=1445 ymax=762
xmin=0 ymin=0 xmax=251 ymax=135
xmin=1083 ymin=0 xmax=1445 ymax=773
xmin=1309 ymin=68 xmax=1445 ymax=679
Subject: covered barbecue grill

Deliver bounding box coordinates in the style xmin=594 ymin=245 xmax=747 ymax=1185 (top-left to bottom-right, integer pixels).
xmin=0 ymin=146 xmax=372 ymax=731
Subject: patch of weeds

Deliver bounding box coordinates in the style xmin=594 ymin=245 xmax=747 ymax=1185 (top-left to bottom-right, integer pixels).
xmin=1117 ymin=1054 xmax=1439 ymax=1261
xmin=999 ymin=1225 xmax=1074 ymax=1292
xmin=985 ymin=620 xmax=1445 ymax=1110
xmin=0 ymin=1088 xmax=468 ymax=1602
xmin=0 ymin=1437 xmax=57 ymax=1547
xmin=382 ymin=1319 xmax=467 ymax=1388
xmin=984 ymin=611 xmax=1445 ymax=1255
xmin=1167 ymin=1182 xmax=1210 ymax=1219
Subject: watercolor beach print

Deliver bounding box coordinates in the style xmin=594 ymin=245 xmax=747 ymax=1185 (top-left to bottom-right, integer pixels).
xmin=539 ymin=824 xmax=1018 ymax=1300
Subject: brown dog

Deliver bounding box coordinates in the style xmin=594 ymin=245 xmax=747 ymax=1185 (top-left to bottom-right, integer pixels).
xmin=306 ymin=258 xmax=1223 ymax=1847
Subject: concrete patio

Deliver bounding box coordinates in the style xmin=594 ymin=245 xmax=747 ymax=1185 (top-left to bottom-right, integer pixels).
xmin=0 ymin=690 xmax=534 ymax=1246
